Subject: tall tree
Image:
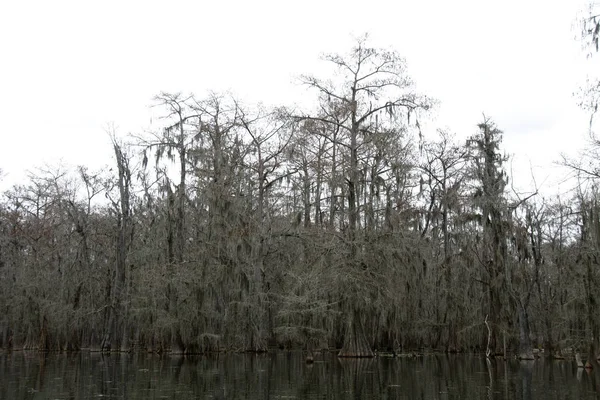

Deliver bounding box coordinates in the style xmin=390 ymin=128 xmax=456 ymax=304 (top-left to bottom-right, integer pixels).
xmin=297 ymin=35 xmax=432 ymax=357
xmin=101 ymin=137 xmax=133 ymax=352
xmin=239 ymin=103 xmax=293 ymax=345
xmin=467 ymin=118 xmax=509 ymax=356
xmin=419 ymin=130 xmax=467 ymax=351
xmin=138 ymin=92 xmax=197 ymax=353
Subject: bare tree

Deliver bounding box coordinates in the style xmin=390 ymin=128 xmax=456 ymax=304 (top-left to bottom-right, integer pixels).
xmin=101 ymin=136 xmax=134 ymax=352
xmin=296 ymin=35 xmax=432 ymax=357
xmin=419 ymin=130 xmax=468 ymax=351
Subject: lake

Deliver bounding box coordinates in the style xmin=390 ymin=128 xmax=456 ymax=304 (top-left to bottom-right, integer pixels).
xmin=1 ymin=351 xmax=599 ymax=399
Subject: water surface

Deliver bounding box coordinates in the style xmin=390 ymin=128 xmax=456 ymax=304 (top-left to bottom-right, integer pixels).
xmin=1 ymin=351 xmax=599 ymax=399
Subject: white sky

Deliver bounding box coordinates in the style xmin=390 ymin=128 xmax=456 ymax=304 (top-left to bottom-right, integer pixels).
xmin=0 ymin=0 xmax=596 ymax=196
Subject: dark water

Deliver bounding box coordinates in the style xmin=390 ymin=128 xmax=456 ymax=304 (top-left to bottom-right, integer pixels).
xmin=1 ymin=351 xmax=600 ymax=399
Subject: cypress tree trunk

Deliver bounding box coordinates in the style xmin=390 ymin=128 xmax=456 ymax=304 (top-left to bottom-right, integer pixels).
xmin=518 ymin=304 xmax=534 ymax=360
xmin=338 ymin=309 xmax=374 ymax=358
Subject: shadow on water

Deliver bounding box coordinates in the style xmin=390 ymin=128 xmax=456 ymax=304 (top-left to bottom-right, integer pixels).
xmin=2 ymin=351 xmax=600 ymax=399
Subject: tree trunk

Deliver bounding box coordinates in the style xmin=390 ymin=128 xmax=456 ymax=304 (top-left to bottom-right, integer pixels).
xmin=585 ymin=254 xmax=599 ymax=367
xmin=338 ymin=309 xmax=374 ymax=357
xmin=518 ymin=304 xmax=534 ymax=360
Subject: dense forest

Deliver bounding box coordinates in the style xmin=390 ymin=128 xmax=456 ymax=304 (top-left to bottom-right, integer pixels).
xmin=1 ymin=28 xmax=600 ymax=365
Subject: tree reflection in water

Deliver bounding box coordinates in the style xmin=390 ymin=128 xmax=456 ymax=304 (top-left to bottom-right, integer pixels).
xmin=1 ymin=352 xmax=600 ymax=399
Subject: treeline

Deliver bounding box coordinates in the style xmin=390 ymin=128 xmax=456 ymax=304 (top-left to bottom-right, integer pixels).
xmin=0 ymin=39 xmax=599 ymax=363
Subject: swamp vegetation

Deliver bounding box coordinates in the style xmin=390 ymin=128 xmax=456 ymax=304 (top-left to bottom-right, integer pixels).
xmin=1 ymin=32 xmax=600 ymax=366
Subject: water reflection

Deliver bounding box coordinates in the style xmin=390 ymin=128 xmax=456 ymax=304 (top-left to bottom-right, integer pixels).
xmin=1 ymin=351 xmax=599 ymax=399
xmin=519 ymin=360 xmax=534 ymax=400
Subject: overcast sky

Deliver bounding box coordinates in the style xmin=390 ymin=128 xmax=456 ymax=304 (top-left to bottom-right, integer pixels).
xmin=0 ymin=0 xmax=596 ymax=195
